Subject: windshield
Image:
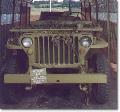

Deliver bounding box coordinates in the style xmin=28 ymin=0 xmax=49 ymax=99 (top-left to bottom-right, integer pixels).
xmin=31 ymin=0 xmax=82 ymax=21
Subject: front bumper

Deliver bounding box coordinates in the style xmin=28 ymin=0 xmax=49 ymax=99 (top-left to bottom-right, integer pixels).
xmin=4 ymin=73 xmax=107 ymax=84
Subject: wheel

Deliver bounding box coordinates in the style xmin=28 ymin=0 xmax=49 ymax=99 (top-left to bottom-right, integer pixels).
xmin=0 ymin=62 xmax=4 ymax=103
xmin=91 ymin=54 xmax=110 ymax=104
xmin=0 ymin=56 xmax=25 ymax=104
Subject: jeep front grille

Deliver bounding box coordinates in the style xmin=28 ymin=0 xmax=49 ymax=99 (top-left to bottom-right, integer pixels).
xmin=34 ymin=35 xmax=79 ymax=68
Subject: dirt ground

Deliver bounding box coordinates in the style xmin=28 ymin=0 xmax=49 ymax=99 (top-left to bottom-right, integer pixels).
xmin=0 ymin=70 xmax=117 ymax=110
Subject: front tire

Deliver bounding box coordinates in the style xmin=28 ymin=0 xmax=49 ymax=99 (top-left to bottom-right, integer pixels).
xmin=91 ymin=54 xmax=110 ymax=104
xmin=1 ymin=56 xmax=24 ymax=104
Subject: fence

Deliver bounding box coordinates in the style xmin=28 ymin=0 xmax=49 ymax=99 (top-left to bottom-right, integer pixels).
xmin=0 ymin=0 xmax=30 ymax=69
xmin=90 ymin=0 xmax=117 ymax=64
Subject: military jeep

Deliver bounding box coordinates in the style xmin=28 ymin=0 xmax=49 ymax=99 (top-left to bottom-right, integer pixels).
xmin=1 ymin=11 xmax=110 ymax=104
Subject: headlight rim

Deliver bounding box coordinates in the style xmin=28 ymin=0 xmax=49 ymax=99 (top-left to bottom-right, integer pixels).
xmin=22 ymin=37 xmax=33 ymax=48
xmin=80 ymin=36 xmax=92 ymax=47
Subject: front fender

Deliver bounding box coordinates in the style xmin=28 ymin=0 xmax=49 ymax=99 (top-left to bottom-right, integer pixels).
xmin=90 ymin=38 xmax=108 ymax=49
xmin=6 ymin=41 xmax=22 ymax=50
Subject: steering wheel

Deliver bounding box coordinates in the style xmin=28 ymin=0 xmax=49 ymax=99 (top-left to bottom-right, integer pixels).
xmin=71 ymin=12 xmax=86 ymax=21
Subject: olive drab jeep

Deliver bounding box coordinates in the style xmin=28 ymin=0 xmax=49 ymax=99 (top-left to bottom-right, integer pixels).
xmin=1 ymin=11 xmax=110 ymax=104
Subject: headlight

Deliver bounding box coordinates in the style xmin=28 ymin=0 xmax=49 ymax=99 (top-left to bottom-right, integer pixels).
xmin=22 ymin=37 xmax=33 ymax=48
xmin=80 ymin=36 xmax=92 ymax=47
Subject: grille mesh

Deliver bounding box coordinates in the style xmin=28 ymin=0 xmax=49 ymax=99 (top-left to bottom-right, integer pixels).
xmin=34 ymin=36 xmax=79 ymax=66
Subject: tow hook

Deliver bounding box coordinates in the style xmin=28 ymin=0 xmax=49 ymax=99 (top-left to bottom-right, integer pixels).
xmin=79 ymin=84 xmax=89 ymax=105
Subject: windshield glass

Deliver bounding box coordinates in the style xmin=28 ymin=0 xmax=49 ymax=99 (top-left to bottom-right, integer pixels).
xmin=31 ymin=0 xmax=81 ymax=21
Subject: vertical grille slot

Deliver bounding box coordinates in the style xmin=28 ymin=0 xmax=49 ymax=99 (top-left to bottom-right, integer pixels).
xmin=53 ymin=40 xmax=55 ymax=64
xmin=58 ymin=42 xmax=60 ymax=64
xmin=49 ymin=36 xmax=53 ymax=64
xmin=43 ymin=37 xmax=45 ymax=64
xmin=39 ymin=37 xmax=43 ymax=64
xmin=48 ymin=37 xmax=50 ymax=64
xmin=44 ymin=37 xmax=49 ymax=64
xmin=65 ymin=44 xmax=68 ymax=64
xmin=63 ymin=40 xmax=65 ymax=64
xmin=34 ymin=38 xmax=38 ymax=63
xmin=60 ymin=40 xmax=63 ymax=64
xmin=75 ymin=37 xmax=79 ymax=63
xmin=54 ymin=44 xmax=58 ymax=64
xmin=37 ymin=37 xmax=40 ymax=63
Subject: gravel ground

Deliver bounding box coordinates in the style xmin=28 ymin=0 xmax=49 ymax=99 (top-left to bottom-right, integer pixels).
xmin=0 ymin=71 xmax=117 ymax=110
